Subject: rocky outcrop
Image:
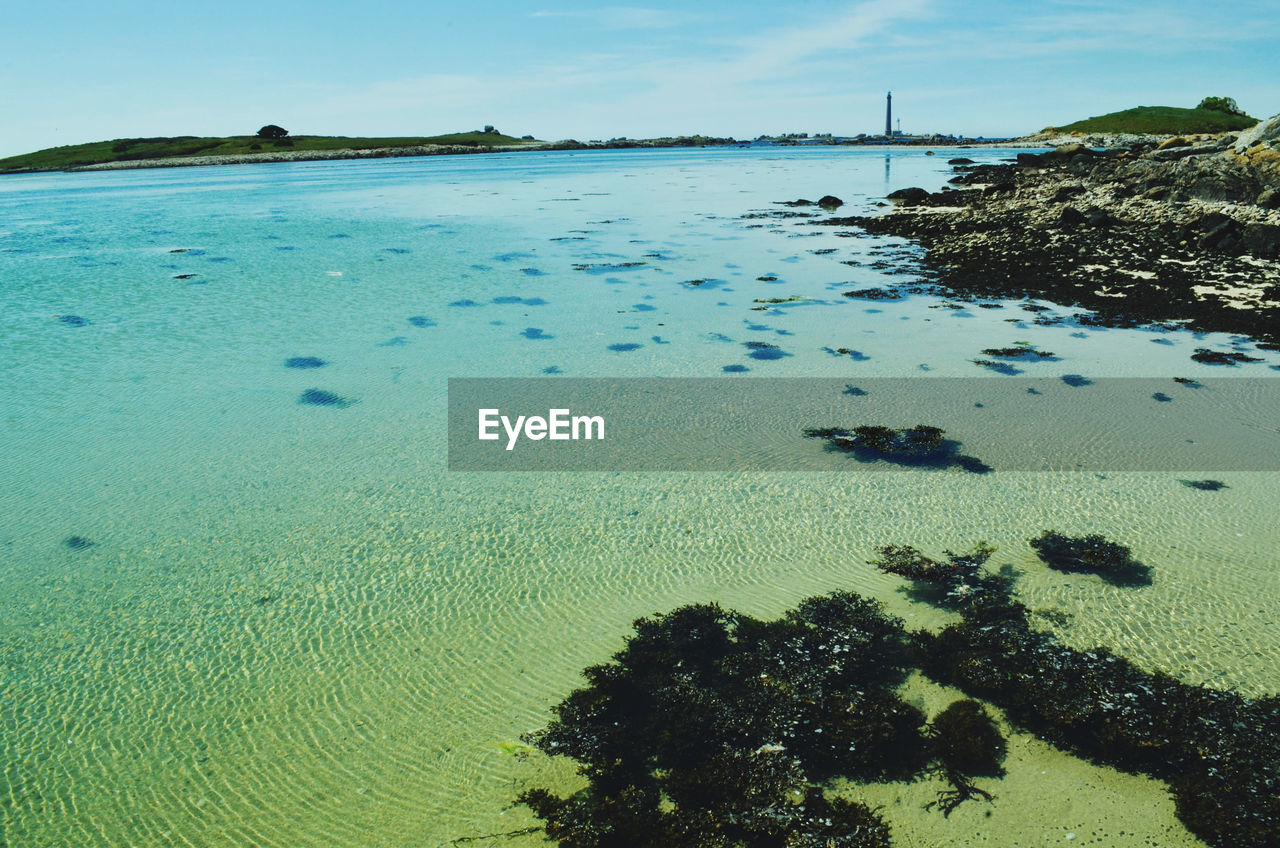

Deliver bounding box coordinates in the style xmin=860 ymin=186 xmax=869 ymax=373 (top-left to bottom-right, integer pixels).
xmin=815 ymin=118 xmax=1280 ymax=344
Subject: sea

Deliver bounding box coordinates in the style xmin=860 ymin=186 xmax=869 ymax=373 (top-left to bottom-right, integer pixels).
xmin=1 ymin=146 xmax=1277 ymax=847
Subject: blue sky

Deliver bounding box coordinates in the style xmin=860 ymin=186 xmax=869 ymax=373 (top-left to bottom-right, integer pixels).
xmin=2 ymin=0 xmax=1276 ymax=156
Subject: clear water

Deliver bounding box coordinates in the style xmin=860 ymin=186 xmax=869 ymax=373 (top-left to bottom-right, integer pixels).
xmin=1 ymin=147 xmax=1277 ymax=847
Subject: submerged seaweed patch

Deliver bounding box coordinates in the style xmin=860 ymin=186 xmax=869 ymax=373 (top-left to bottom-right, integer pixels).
xmin=1030 ymin=531 xmax=1152 ymax=587
xmin=744 ymin=341 xmax=791 ymax=360
xmin=63 ymin=535 xmax=96 ymax=551
xmin=407 ymin=315 xmax=436 ymax=328
xmin=608 ymin=342 xmax=643 ymax=352
xmin=297 ymin=389 xmax=353 ymax=408
xmin=804 ymin=425 xmax=991 ymax=473
xmin=285 ymin=357 xmax=327 ymax=369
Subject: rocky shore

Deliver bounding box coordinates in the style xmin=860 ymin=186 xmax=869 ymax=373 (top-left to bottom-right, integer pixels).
xmin=819 ymin=116 xmax=1280 ymax=346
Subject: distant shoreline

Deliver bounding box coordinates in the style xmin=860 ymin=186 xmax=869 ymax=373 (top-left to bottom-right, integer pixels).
xmin=1 ymin=132 xmax=1191 ymax=175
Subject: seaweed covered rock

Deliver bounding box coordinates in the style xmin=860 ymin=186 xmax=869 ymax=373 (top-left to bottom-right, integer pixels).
xmin=1030 ymin=531 xmax=1152 ymax=586
xmin=519 ymin=595 xmax=925 ymax=846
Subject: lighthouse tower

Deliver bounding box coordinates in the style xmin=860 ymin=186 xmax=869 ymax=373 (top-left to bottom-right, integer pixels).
xmin=885 ymin=91 xmax=893 ymax=137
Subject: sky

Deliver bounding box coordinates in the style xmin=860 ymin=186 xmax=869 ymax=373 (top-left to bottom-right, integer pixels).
xmin=1 ymin=0 xmax=1277 ymax=157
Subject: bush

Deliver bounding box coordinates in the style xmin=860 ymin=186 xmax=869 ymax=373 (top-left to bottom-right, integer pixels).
xmin=1197 ymin=97 xmax=1246 ymax=117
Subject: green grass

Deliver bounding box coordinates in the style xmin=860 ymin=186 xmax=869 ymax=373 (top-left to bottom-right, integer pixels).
xmin=0 ymin=131 xmax=534 ymax=172
xmin=1054 ymin=106 xmax=1257 ymax=135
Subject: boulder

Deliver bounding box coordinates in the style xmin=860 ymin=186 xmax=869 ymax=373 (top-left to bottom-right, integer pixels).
xmin=1233 ymin=114 xmax=1280 ymax=153
xmin=817 ymin=195 xmax=844 ymax=209
xmin=886 ymin=187 xmax=930 ymax=204
xmin=1242 ymin=224 xmax=1280 ymax=259
xmin=948 ymin=157 xmax=975 ymax=165
xmin=1257 ymin=188 xmax=1280 ymax=209
xmin=1157 ymin=136 xmax=1190 ymax=150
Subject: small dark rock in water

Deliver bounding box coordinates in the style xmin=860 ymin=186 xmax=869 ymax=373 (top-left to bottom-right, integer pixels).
xmin=64 ymin=536 xmax=95 ymax=551
xmin=982 ymin=347 xmax=1056 ymax=359
xmin=58 ymin=315 xmax=89 ymax=327
xmin=407 ymin=315 xmax=436 ymax=328
xmin=948 ymin=157 xmax=976 ymax=165
xmin=817 ymin=195 xmax=843 ymax=209
xmin=1182 ymin=479 xmax=1228 ymax=491
xmin=843 ymin=287 xmax=902 ymax=301
xmin=1061 ymin=374 xmax=1092 ymax=387
xmin=844 ymin=384 xmax=868 ymax=396
xmin=1152 ymin=392 xmax=1173 ymax=402
xmin=298 ymin=389 xmax=352 ymax=408
xmin=521 ymin=327 xmax=553 ymax=340
xmin=887 ymin=187 xmax=930 ymax=204
xmin=1190 ymin=348 xmax=1261 ymax=365
xmin=1030 ymin=530 xmax=1151 ymax=586
xmin=285 ymin=357 xmax=327 ymax=369
xmin=542 ymin=365 xmax=563 ymax=374
xmin=1173 ymin=377 xmax=1203 ymax=387
xmin=608 ymin=342 xmax=642 ymax=352
xmin=722 ymin=364 xmax=749 ymax=373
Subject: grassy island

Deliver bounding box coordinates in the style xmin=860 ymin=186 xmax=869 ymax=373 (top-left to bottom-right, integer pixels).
xmin=1052 ymin=105 xmax=1257 ymax=135
xmin=0 ymin=130 xmax=533 ymax=173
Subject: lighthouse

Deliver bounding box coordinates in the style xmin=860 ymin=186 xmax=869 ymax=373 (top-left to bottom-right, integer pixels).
xmin=885 ymin=91 xmax=893 ymax=137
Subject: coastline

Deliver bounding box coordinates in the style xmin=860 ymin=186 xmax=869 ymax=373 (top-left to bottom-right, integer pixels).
xmin=3 ymin=133 xmax=1173 ymax=175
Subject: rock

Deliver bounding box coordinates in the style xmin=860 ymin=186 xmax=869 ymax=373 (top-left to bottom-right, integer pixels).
xmin=1016 ymin=152 xmax=1044 ymax=167
xmin=1052 ymin=185 xmax=1086 ymax=203
xmin=1242 ymin=224 xmax=1280 ymax=259
xmin=1083 ymin=207 xmax=1110 ymax=227
xmin=817 ymin=195 xmax=844 ymax=209
xmin=1257 ymin=188 xmax=1280 ymax=208
xmin=1060 ymin=206 xmax=1086 ymax=227
xmin=1157 ymin=136 xmax=1190 ymax=150
xmin=948 ymin=157 xmax=975 ymax=165
xmin=1233 ymin=113 xmax=1280 ymax=153
xmin=886 ymin=187 xmax=930 ymax=204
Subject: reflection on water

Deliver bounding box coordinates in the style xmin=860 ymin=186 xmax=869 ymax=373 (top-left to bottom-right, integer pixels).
xmin=0 ymin=147 xmax=1277 ymax=847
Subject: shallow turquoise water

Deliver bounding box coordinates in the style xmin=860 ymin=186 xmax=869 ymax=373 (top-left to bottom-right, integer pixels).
xmin=2 ymin=147 xmax=1278 ymax=847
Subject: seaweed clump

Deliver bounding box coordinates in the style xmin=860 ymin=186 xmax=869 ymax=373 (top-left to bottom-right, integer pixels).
xmin=894 ymin=542 xmax=1280 ymax=848
xmin=925 ymin=699 xmax=1006 ymax=815
xmin=804 ymin=425 xmax=991 ymax=473
xmin=518 ymin=595 xmax=926 ymax=847
xmin=1029 ymin=531 xmax=1152 ymax=586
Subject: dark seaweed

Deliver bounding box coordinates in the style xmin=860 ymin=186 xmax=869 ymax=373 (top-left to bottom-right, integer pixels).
xmin=298 ymin=389 xmax=353 ymax=408
xmin=1029 ymin=531 xmax=1152 ymax=587
xmin=803 ymin=425 xmax=991 ymax=473
xmin=285 ymin=357 xmax=327 ymax=369
xmin=1182 ymin=479 xmax=1228 ymax=491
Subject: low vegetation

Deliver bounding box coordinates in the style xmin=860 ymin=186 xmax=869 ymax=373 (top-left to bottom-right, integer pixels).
xmin=1052 ymin=104 xmax=1257 ymax=135
xmin=0 ymin=130 xmax=533 ymax=173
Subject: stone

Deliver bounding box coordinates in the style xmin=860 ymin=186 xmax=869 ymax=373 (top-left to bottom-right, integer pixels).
xmin=886 ymin=187 xmax=930 ymax=204
xmin=1232 ymin=113 xmax=1280 ymax=153
xmin=1157 ymin=136 xmax=1190 ymax=150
